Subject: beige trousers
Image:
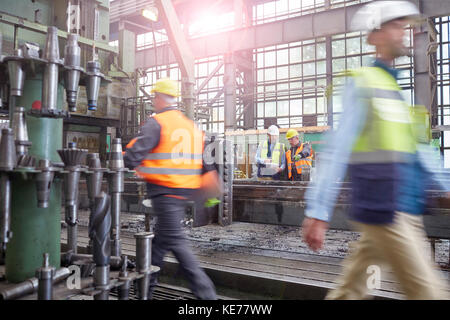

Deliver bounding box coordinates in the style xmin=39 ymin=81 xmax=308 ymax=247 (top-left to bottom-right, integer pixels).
xmin=326 ymin=211 xmax=449 ymax=300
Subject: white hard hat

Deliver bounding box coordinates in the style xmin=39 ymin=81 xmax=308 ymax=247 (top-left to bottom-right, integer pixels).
xmin=267 ymin=125 xmax=279 ymax=136
xmin=351 ymin=1 xmax=421 ymax=32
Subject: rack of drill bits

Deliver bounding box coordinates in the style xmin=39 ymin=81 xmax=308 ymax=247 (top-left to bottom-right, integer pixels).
xmin=0 ymin=26 xmax=110 ymax=118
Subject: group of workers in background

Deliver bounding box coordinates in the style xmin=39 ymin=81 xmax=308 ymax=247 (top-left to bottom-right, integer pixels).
xmin=255 ymin=125 xmax=314 ymax=181
xmin=123 ymin=0 xmax=448 ymax=300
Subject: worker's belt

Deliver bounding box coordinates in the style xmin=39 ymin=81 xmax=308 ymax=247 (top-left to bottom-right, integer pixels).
xmin=144 ymin=153 xmax=203 ymax=160
xmin=350 ymin=150 xmax=411 ymax=164
xmin=137 ymin=167 xmax=203 ymax=175
xmin=372 ymin=88 xmax=403 ymax=100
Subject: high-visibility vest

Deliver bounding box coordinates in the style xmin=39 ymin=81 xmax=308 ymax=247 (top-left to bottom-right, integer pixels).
xmin=135 ymin=109 xmax=204 ymax=189
xmin=286 ymin=143 xmax=313 ymax=178
xmin=260 ymin=141 xmax=284 ymax=166
xmin=349 ymin=67 xmax=417 ymax=163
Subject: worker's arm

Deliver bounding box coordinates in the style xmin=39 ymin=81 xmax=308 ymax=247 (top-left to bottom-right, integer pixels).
xmin=279 ymin=147 xmax=286 ymax=170
xmin=123 ymin=118 xmax=161 ymax=170
xmin=304 ymin=80 xmax=368 ymax=223
xmin=201 ymin=141 xmax=223 ymax=198
xmin=300 ymin=143 xmax=312 ymax=158
xmin=255 ymin=142 xmax=265 ymax=165
xmin=416 ymin=143 xmax=450 ymax=191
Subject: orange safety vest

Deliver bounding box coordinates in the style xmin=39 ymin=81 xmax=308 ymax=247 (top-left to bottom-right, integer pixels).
xmin=286 ymin=143 xmax=313 ymax=179
xmin=134 ymin=109 xmax=204 ymax=189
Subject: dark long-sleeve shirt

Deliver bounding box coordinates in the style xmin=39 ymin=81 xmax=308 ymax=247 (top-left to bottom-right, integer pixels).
xmin=123 ymin=107 xmax=215 ymax=199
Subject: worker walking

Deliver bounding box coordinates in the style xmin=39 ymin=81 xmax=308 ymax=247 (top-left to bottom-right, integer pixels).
xmin=123 ymin=78 xmax=218 ymax=300
xmin=302 ymin=1 xmax=449 ymax=300
xmin=255 ymin=125 xmax=286 ymax=180
xmin=285 ymin=129 xmax=313 ymax=181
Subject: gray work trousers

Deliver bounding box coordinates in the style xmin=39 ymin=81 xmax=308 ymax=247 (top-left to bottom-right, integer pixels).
xmin=148 ymin=194 xmax=217 ymax=300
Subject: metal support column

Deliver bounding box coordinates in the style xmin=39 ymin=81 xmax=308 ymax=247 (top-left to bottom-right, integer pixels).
xmin=325 ymin=36 xmax=333 ymax=127
xmin=155 ymin=0 xmax=196 ymax=120
xmin=118 ymin=21 xmax=136 ymax=74
xmin=224 ymin=54 xmax=236 ymax=131
xmin=413 ymin=19 xmax=436 ymax=114
xmin=241 ymin=0 xmax=255 ymax=130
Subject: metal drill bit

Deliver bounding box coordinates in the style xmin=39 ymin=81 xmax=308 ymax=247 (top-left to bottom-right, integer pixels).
xmin=64 ymin=34 xmax=82 ymax=112
xmin=42 ymin=26 xmax=60 ymax=112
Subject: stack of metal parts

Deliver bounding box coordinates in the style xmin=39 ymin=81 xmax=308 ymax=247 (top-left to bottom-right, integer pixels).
xmin=58 ymin=142 xmax=88 ymax=254
xmin=106 ymin=139 xmax=125 ymax=257
xmin=2 ymin=27 xmax=105 ymax=118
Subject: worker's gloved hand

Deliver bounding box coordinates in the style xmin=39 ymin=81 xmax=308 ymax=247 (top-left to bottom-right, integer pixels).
xmin=204 ymin=198 xmax=221 ymax=208
xmin=293 ymin=155 xmax=302 ymax=161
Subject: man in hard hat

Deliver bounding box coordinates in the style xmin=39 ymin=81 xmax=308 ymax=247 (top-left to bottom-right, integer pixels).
xmin=255 ymin=125 xmax=286 ymax=180
xmin=302 ymin=1 xmax=449 ymax=299
xmin=123 ymin=78 xmax=218 ymax=300
xmin=285 ymin=129 xmax=314 ymax=181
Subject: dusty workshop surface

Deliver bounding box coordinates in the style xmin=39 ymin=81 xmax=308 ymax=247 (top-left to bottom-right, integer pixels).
xmin=62 ymin=211 xmax=450 ymax=300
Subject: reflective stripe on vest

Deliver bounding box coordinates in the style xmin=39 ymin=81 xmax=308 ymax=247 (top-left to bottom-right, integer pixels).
xmin=136 ymin=109 xmax=204 ymax=189
xmin=260 ymin=141 xmax=283 ymax=165
xmin=349 ymin=67 xmax=416 ymax=164
xmin=286 ymin=143 xmax=312 ymax=178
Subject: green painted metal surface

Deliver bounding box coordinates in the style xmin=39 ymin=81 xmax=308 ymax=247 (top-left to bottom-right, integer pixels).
xmin=5 ymin=75 xmax=62 ymax=283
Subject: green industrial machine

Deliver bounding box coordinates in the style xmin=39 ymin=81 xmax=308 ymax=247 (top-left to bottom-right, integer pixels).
xmin=0 ymin=0 xmax=117 ymax=283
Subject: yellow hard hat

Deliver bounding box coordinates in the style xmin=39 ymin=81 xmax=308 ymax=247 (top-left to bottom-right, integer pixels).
xmin=286 ymin=129 xmax=299 ymax=139
xmin=151 ymin=78 xmax=180 ymax=97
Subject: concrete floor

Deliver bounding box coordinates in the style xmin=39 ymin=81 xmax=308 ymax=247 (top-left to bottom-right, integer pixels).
xmin=73 ymin=210 xmax=449 ymax=268
xmin=58 ymin=210 xmax=450 ymax=300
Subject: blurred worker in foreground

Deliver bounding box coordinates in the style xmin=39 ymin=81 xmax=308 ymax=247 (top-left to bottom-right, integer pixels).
xmin=123 ymin=78 xmax=220 ymax=300
xmin=255 ymin=125 xmax=286 ymax=180
xmin=302 ymin=1 xmax=449 ymax=299
xmin=285 ymin=129 xmax=314 ymax=181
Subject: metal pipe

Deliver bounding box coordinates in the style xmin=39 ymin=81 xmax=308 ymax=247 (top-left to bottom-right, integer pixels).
xmin=36 ymin=253 xmax=55 ymax=300
xmin=134 ymin=232 xmax=154 ymax=300
xmin=93 ymin=265 xmax=109 ymax=300
xmin=110 ymin=192 xmax=121 ymax=257
xmin=61 ymin=252 xmax=124 ymax=270
xmin=108 ymin=139 xmax=124 ymax=257
xmin=0 ymin=267 xmax=70 ymax=300
xmin=0 ymin=173 xmax=11 ymax=252
xmin=118 ymin=255 xmax=130 ymax=300
xmin=0 ymin=128 xmax=15 ymax=253
xmin=67 ymin=207 xmax=78 ymax=254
